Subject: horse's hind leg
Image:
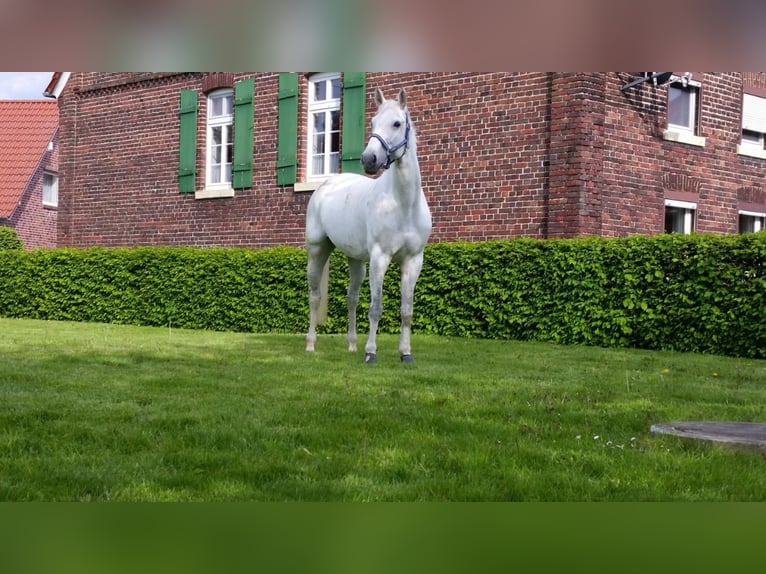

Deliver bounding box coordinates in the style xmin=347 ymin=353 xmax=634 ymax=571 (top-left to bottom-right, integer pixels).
xmin=346 ymin=258 xmax=366 ymax=352
xmin=306 ymin=240 xmax=332 ymax=352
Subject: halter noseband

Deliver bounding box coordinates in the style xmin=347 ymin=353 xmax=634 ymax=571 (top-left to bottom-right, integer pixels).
xmin=368 ymin=113 xmax=411 ymax=169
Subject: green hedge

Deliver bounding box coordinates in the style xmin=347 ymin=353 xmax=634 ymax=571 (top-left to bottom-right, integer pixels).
xmin=0 ymin=226 xmax=23 ymax=250
xmin=0 ymin=233 xmax=763 ymax=358
xmin=0 ymin=247 xmax=308 ymax=333
xmin=414 ymin=234 xmax=765 ymax=358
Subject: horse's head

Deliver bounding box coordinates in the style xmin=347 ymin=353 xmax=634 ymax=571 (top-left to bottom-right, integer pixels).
xmin=361 ymin=87 xmax=411 ymax=175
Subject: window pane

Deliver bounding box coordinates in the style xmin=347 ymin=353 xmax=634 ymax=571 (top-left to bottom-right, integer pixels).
xmin=211 ymin=126 xmax=222 ymax=163
xmin=312 ymin=155 xmax=324 ymax=176
xmin=330 ymin=152 xmax=339 ymax=173
xmin=314 ymin=112 xmax=325 ymax=134
xmin=740 ymin=214 xmax=754 ymax=233
xmin=211 ymin=165 xmax=221 ymax=183
xmin=668 ymin=86 xmax=691 ymax=128
xmin=224 ymin=125 xmax=232 ymax=159
xmin=314 ymin=81 xmax=327 ymax=101
xmin=209 ymin=93 xmax=233 ymax=119
xmin=314 ymin=134 xmax=325 ymax=154
xmin=665 ymin=206 xmax=695 ymax=234
xmin=665 ymin=207 xmax=685 ymax=233
xmin=211 ymin=97 xmax=223 ymax=117
xmin=742 ymin=129 xmax=763 ymax=145
xmin=43 ymin=173 xmax=58 ymax=206
xmin=331 ymin=110 xmax=340 ymax=153
xmin=739 ymin=214 xmax=765 ymax=233
xmin=331 ymin=78 xmax=341 ymax=99
xmin=742 ymin=130 xmax=760 ymax=143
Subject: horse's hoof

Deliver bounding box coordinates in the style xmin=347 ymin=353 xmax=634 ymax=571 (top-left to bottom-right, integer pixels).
xmin=400 ymin=354 xmax=415 ymax=363
xmin=364 ymin=353 xmax=377 ymax=364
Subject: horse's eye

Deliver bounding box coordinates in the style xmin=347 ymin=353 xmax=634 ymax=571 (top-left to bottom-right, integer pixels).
xmin=393 ymin=121 xmax=401 ymax=128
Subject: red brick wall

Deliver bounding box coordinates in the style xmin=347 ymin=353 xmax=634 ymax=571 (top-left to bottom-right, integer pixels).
xmin=56 ymin=72 xmax=766 ymax=248
xmin=602 ymin=72 xmax=766 ymax=236
xmin=366 ymin=72 xmax=551 ymax=241
xmin=58 ymin=73 xmax=310 ymax=247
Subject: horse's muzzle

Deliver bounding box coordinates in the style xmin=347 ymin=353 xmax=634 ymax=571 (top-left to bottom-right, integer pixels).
xmin=361 ymin=153 xmax=381 ymax=175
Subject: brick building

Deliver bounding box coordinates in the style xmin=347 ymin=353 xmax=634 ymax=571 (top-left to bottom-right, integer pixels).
xmin=46 ymin=72 xmax=766 ymax=248
xmin=0 ymin=100 xmax=59 ymax=249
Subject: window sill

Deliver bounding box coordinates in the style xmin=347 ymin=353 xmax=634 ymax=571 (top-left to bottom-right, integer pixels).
xmin=737 ymin=144 xmax=766 ymax=160
xmin=662 ymin=129 xmax=706 ymax=147
xmin=294 ymin=180 xmax=326 ymax=193
xmin=195 ymin=188 xmax=235 ymax=200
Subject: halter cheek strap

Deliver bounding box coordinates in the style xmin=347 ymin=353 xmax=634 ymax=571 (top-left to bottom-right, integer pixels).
xmin=369 ymin=114 xmax=411 ymax=169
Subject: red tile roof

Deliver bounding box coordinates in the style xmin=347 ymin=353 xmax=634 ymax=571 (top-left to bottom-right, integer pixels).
xmin=0 ymin=100 xmax=59 ymax=218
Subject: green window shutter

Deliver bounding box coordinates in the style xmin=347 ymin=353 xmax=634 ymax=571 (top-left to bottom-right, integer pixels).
xmin=233 ymin=78 xmax=255 ymax=189
xmin=341 ymin=72 xmax=366 ymax=174
xmin=276 ymin=73 xmax=298 ymax=186
xmin=178 ymin=89 xmax=198 ymax=193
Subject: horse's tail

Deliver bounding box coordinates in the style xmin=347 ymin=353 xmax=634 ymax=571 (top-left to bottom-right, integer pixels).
xmin=317 ymin=257 xmax=330 ymax=325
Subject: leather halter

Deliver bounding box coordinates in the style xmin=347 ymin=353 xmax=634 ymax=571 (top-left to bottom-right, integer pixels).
xmin=368 ymin=113 xmax=411 ymax=169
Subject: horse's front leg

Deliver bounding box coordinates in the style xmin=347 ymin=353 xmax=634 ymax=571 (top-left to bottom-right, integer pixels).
xmin=398 ymin=252 xmax=424 ymax=362
xmin=347 ymin=258 xmax=366 ymax=352
xmin=364 ymin=248 xmax=391 ymax=363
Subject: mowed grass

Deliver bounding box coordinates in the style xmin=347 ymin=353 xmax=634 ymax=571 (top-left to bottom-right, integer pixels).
xmin=0 ymin=318 xmax=764 ymax=501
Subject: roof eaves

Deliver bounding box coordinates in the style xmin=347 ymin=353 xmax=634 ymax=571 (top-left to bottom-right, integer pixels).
xmin=43 ymin=72 xmax=70 ymax=99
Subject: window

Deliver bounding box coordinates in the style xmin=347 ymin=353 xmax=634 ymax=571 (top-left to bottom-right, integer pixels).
xmin=178 ymin=80 xmax=253 ymax=197
xmin=663 ymin=78 xmax=705 ymax=147
xmin=206 ymin=89 xmax=234 ymax=188
xmin=738 ymin=93 xmax=766 ymax=159
xmin=668 ymin=82 xmax=697 ymax=132
xmin=742 ymin=129 xmax=764 ymax=147
xmin=664 ymin=200 xmax=696 ymax=234
xmin=739 ymin=210 xmax=765 ymax=233
xmin=43 ymin=172 xmax=58 ymax=207
xmin=307 ymin=73 xmax=341 ymax=179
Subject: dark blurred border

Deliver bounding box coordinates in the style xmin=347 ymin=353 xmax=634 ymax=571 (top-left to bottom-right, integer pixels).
xmin=0 ymin=503 xmax=763 ymax=573
xmin=1 ymin=0 xmax=763 ymax=70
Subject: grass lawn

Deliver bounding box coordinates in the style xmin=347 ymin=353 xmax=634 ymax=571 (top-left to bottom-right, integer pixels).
xmin=0 ymin=317 xmax=764 ymax=501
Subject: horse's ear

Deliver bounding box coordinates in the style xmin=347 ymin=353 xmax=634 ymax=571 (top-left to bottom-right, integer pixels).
xmin=375 ymin=88 xmax=385 ymax=106
xmin=397 ymin=88 xmax=407 ymax=109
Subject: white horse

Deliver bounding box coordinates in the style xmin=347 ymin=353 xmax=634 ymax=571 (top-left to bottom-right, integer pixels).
xmin=305 ymin=87 xmax=432 ymax=363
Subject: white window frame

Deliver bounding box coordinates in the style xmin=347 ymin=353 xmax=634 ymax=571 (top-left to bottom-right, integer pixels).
xmin=737 ymin=93 xmax=766 ymax=160
xmin=205 ymin=88 xmax=234 ymax=190
xmin=663 ymin=78 xmax=706 ymax=147
xmin=42 ymin=171 xmax=58 ymax=207
xmin=665 ymin=199 xmax=697 ymax=234
xmin=306 ymin=72 xmax=341 ymax=181
xmin=738 ymin=210 xmax=765 ymax=233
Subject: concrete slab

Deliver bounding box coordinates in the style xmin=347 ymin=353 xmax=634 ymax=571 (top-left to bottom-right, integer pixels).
xmin=650 ymin=421 xmax=766 ymax=448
